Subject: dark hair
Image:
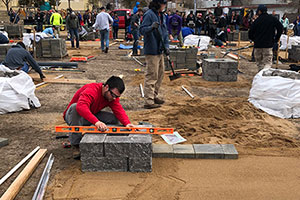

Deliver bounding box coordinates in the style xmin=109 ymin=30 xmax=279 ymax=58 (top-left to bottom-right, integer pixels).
xmin=138 ymin=8 xmax=143 ymax=13
xmin=100 ymin=7 xmax=105 ymax=10
xmin=17 ymin=42 xmax=26 ymax=49
xmin=104 ymin=76 xmax=125 ymax=94
xmin=149 ymin=2 xmax=160 ymax=11
xmin=52 ymin=25 xmax=56 ymax=29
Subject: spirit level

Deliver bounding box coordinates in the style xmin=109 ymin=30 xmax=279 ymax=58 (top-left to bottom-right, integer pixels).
xmin=55 ymin=126 xmax=174 ymax=135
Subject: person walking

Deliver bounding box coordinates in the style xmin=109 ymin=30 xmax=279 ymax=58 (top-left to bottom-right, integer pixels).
xmin=280 ymin=13 xmax=289 ymax=34
xmin=140 ymin=0 xmax=169 ymax=109
xmin=131 ymin=9 xmax=144 ymax=55
xmin=112 ymin=12 xmax=120 ymax=40
xmin=94 ymin=7 xmax=113 ymax=53
xmin=66 ymin=12 xmax=80 ymax=49
xmin=249 ymin=5 xmax=283 ymax=72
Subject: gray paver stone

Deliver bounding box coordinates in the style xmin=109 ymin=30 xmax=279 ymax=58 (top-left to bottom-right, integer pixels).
xmin=152 ymin=144 xmax=174 ymax=158
xmin=0 ymin=138 xmax=8 ymax=148
xmin=129 ymin=157 xmax=152 ymax=172
xmin=81 ymin=157 xmax=128 ymax=172
xmin=80 ymin=134 xmax=106 ymax=158
xmin=221 ymin=144 xmax=239 ymax=159
xmin=173 ymin=144 xmax=195 ymax=158
xmin=193 ymin=144 xmax=224 ymax=159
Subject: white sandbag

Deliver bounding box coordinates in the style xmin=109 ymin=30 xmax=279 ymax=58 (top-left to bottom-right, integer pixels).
xmin=22 ymin=32 xmax=49 ymax=48
xmin=249 ymin=68 xmax=300 ymax=118
xmin=0 ymin=65 xmax=41 ymax=114
xmin=183 ymin=35 xmax=211 ymax=51
xmin=279 ymin=34 xmax=300 ymax=50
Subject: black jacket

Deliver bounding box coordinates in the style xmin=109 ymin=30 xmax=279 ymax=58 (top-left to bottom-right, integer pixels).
xmin=0 ymin=33 xmax=9 ymax=44
xmin=249 ymin=13 xmax=283 ymax=48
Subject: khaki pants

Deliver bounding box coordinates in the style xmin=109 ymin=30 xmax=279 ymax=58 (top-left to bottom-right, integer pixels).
xmin=144 ymin=54 xmax=165 ymax=105
xmin=254 ymin=48 xmax=273 ymax=72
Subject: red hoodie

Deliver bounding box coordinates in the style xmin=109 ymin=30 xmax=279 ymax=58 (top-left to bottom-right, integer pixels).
xmin=63 ymin=83 xmax=130 ymax=126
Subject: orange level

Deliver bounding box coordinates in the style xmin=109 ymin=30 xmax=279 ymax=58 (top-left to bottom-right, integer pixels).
xmin=55 ymin=126 xmax=174 ymax=135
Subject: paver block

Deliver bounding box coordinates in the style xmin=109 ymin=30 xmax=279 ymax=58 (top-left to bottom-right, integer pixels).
xmin=218 ymin=74 xmax=237 ymax=82
xmin=81 ymin=157 xmax=128 ymax=172
xmin=193 ymin=144 xmax=224 ymax=159
xmin=129 ymin=157 xmax=152 ymax=172
xmin=221 ymin=144 xmax=238 ymax=159
xmin=80 ymin=134 xmax=106 ymax=158
xmin=152 ymin=144 xmax=173 ymax=158
xmin=173 ymin=144 xmax=195 ymax=158
xmin=0 ymin=138 xmax=8 ymax=148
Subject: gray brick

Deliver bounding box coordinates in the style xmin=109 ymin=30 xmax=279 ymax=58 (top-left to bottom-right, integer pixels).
xmin=81 ymin=157 xmax=128 ymax=172
xmin=173 ymin=144 xmax=195 ymax=158
xmin=193 ymin=144 xmax=224 ymax=159
xmin=129 ymin=157 xmax=152 ymax=172
xmin=152 ymin=144 xmax=173 ymax=158
xmin=0 ymin=138 xmax=8 ymax=148
xmin=104 ymin=134 xmax=152 ymax=158
xmin=204 ymin=68 xmax=227 ymax=76
xmin=227 ymin=68 xmax=238 ymax=75
xmin=80 ymin=134 xmax=106 ymax=158
xmin=218 ymin=74 xmax=237 ymax=82
xmin=221 ymin=144 xmax=238 ymax=159
xmin=203 ymin=75 xmax=218 ymax=82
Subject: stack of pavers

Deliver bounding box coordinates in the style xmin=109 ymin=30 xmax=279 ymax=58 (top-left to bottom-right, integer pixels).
xmin=167 ymin=47 xmax=198 ymax=70
xmin=0 ymin=44 xmax=14 ymax=62
xmin=80 ymin=128 xmax=152 ymax=172
xmin=4 ymin=25 xmax=23 ymax=38
xmin=288 ymin=45 xmax=300 ymax=62
xmin=202 ymin=58 xmax=238 ymax=82
xmin=36 ymin=38 xmax=67 ymax=58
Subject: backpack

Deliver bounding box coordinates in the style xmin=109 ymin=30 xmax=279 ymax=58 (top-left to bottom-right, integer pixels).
xmin=171 ymin=16 xmax=179 ymax=27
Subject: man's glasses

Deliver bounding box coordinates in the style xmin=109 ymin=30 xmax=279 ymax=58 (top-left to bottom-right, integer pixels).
xmin=109 ymin=88 xmax=120 ymax=98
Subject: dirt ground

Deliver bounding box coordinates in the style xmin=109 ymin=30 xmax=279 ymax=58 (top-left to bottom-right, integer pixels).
xmin=1 ymin=38 xmax=300 ymax=200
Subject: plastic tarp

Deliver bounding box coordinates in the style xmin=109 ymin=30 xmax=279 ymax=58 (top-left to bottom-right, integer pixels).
xmin=23 ymin=33 xmax=50 ymax=48
xmin=279 ymin=34 xmax=300 ymax=50
xmin=0 ymin=65 xmax=41 ymax=114
xmin=118 ymin=44 xmax=141 ymax=49
xmin=183 ymin=35 xmax=211 ymax=51
xmin=249 ymin=68 xmax=300 ymax=119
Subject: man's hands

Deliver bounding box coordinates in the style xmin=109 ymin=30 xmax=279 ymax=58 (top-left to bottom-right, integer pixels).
xmin=40 ymin=74 xmax=46 ymax=81
xmin=95 ymin=121 xmax=107 ymax=131
xmin=152 ymin=22 xmax=159 ymax=29
xmin=169 ymin=34 xmax=174 ymax=40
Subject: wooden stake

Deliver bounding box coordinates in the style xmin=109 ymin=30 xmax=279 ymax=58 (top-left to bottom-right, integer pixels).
xmin=285 ymin=33 xmax=290 ymax=59
xmin=0 ymin=149 xmax=47 ymax=200
xmin=276 ymin=40 xmax=280 ymax=67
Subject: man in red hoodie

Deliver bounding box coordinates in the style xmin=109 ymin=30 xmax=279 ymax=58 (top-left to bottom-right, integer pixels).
xmin=63 ymin=76 xmax=134 ymax=159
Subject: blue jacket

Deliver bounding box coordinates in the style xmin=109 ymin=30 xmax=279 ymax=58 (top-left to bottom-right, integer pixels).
xmin=113 ymin=16 xmax=119 ymax=27
xmin=133 ymin=2 xmax=140 ymax=14
xmin=140 ymin=9 xmax=169 ymax=55
xmin=0 ymin=33 xmax=9 ymax=44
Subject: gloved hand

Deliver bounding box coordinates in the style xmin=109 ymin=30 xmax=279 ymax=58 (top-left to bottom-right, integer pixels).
xmin=164 ymin=48 xmax=170 ymax=56
xmin=152 ymin=22 xmax=160 ymax=29
xmin=40 ymin=74 xmax=46 ymax=81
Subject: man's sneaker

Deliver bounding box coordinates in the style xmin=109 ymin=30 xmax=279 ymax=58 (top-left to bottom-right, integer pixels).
xmin=105 ymin=47 xmax=109 ymax=53
xmin=72 ymin=145 xmax=80 ymax=160
xmin=154 ymin=98 xmax=165 ymax=104
xmin=144 ymin=104 xmax=161 ymax=109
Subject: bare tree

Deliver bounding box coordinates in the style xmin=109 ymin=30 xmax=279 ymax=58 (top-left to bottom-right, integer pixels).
xmin=2 ymin=0 xmax=12 ymax=12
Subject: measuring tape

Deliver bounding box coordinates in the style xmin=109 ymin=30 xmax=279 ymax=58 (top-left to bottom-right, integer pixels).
xmin=55 ymin=126 xmax=174 ymax=135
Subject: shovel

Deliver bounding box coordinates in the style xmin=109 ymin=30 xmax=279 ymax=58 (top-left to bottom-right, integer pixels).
xmin=155 ymin=28 xmax=181 ymax=81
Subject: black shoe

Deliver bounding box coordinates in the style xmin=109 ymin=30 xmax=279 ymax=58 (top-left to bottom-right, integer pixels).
xmin=154 ymin=98 xmax=165 ymax=104
xmin=144 ymin=104 xmax=161 ymax=109
xmin=105 ymin=47 xmax=108 ymax=53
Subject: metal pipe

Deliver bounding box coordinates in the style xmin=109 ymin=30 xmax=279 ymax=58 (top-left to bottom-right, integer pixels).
xmin=32 ymin=153 xmax=54 ymax=200
xmin=35 ymin=74 xmax=63 ymax=88
xmin=139 ymin=84 xmax=144 ymax=98
xmin=37 ymin=62 xmax=78 ymax=67
xmin=181 ymin=86 xmax=195 ymax=99
xmin=0 ymin=146 xmax=40 ymax=186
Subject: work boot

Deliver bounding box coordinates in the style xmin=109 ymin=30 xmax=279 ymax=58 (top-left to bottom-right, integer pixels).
xmin=72 ymin=145 xmax=80 ymax=160
xmin=105 ymin=47 xmax=109 ymax=53
xmin=144 ymin=104 xmax=161 ymax=109
xmin=154 ymin=98 xmax=165 ymax=105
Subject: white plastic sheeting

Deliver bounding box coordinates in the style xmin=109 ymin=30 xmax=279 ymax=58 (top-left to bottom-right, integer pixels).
xmin=22 ymin=32 xmax=50 ymax=48
xmin=249 ymin=68 xmax=300 ymax=119
xmin=183 ymin=35 xmax=211 ymax=51
xmin=0 ymin=65 xmax=41 ymax=114
xmin=279 ymin=34 xmax=300 ymax=50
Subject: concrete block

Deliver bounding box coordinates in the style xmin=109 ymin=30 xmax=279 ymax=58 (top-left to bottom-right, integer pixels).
xmin=81 ymin=157 xmax=128 ymax=172
xmin=221 ymin=144 xmax=238 ymax=159
xmin=205 ymin=68 xmax=228 ymax=76
xmin=0 ymin=138 xmax=8 ymax=148
xmin=129 ymin=157 xmax=152 ymax=172
xmin=193 ymin=144 xmax=224 ymax=159
xmin=80 ymin=134 xmax=106 ymax=158
xmin=203 ymin=74 xmax=218 ymax=82
xmin=218 ymin=74 xmax=237 ymax=82
xmin=104 ymin=134 xmax=152 ymax=158
xmin=227 ymin=68 xmax=238 ymax=75
xmin=152 ymin=144 xmax=173 ymax=158
xmin=173 ymin=144 xmax=195 ymax=158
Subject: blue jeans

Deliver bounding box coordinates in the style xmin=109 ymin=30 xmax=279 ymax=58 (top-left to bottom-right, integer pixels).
xmin=132 ymin=29 xmax=139 ymax=55
xmin=21 ymin=63 xmax=29 ymax=73
xmin=69 ymin=28 xmax=79 ymax=48
xmin=196 ymin=27 xmax=202 ymax=35
xmin=100 ymin=29 xmax=109 ymax=50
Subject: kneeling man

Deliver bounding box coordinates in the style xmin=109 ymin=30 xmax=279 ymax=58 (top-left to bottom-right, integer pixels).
xmin=63 ymin=76 xmax=134 ymax=159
